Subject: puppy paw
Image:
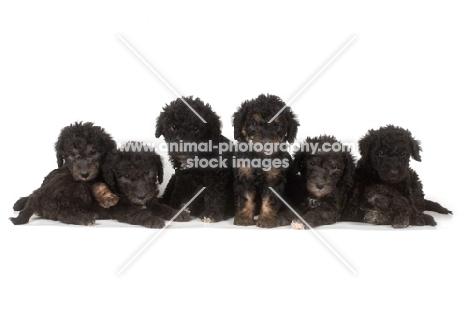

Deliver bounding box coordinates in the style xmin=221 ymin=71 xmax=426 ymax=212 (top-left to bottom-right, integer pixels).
xmin=13 ymin=197 xmax=28 ymax=211
xmin=98 ymin=192 xmax=119 ymax=208
xmin=200 ymin=212 xmax=223 ymax=223
xmin=291 ymin=219 xmax=307 ymax=230
xmin=256 ymin=216 xmax=278 ymax=228
xmin=233 ymin=215 xmax=255 ymax=226
xmin=364 ymin=210 xmax=391 ymax=225
xmin=143 ymin=217 xmax=165 ymax=229
xmin=10 ymin=216 xmax=29 ymax=225
xmin=92 ymin=183 xmax=119 ymax=208
xmin=173 ymin=211 xmax=191 ymax=222
xmin=392 ymin=214 xmax=410 ymax=229
xmin=180 ymin=204 xmax=191 ymax=215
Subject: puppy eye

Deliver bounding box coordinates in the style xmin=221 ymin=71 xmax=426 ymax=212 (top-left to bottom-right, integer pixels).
xmin=309 ymin=161 xmax=315 ymax=166
xmin=124 ymin=174 xmax=130 ymax=179
xmin=252 ymin=122 xmax=258 ymax=127
xmin=89 ymin=150 xmax=97 ymax=155
xmin=400 ymin=152 xmax=406 ymax=156
xmin=378 ymin=151 xmax=384 ymax=156
xmin=331 ymin=165 xmax=337 ymax=169
xmin=193 ymin=126 xmax=199 ymax=131
xmin=171 ymin=126 xmax=178 ymax=131
xmin=145 ymin=170 xmax=153 ymax=176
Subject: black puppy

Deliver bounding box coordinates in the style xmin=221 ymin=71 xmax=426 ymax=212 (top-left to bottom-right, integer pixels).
xmin=352 ymin=125 xmax=451 ymax=228
xmin=282 ymin=135 xmax=355 ymax=229
xmin=10 ymin=122 xmax=116 ymax=225
xmin=156 ymin=96 xmax=234 ymax=222
xmin=99 ymin=146 xmax=190 ymax=228
xmin=232 ymin=94 xmax=299 ymax=228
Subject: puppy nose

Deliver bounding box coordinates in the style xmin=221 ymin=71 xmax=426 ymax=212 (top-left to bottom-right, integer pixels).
xmin=390 ymin=169 xmax=398 ymax=176
xmin=315 ymin=183 xmax=325 ymax=190
xmin=137 ymin=194 xmax=147 ymax=200
xmin=80 ymin=172 xmax=89 ymax=179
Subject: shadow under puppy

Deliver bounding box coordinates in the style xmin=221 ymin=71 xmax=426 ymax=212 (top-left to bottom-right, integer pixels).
xmin=156 ymin=96 xmax=234 ymax=223
xmin=10 ymin=122 xmax=117 ymax=225
xmin=99 ymin=145 xmax=190 ymax=228
xmin=351 ymin=125 xmax=451 ymax=228
xmin=281 ymin=135 xmax=355 ymax=229
xmin=232 ymin=93 xmax=299 ymax=228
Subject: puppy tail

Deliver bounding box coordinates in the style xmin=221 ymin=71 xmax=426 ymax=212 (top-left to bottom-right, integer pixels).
xmin=10 ymin=203 xmax=35 ymax=225
xmin=424 ymin=199 xmax=452 ymax=215
xmin=13 ymin=196 xmax=29 ymax=211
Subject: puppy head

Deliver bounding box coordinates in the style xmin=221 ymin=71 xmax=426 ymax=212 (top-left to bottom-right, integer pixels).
xmin=155 ymin=96 xmax=222 ymax=145
xmin=102 ymin=146 xmax=164 ymax=206
xmin=55 ymin=122 xmax=116 ymax=182
xmin=232 ymin=94 xmax=299 ymax=144
xmin=293 ymin=136 xmax=355 ymax=198
xmin=358 ymin=125 xmax=421 ymax=183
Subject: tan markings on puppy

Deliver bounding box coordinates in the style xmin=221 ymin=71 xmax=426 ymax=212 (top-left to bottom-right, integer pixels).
xmin=291 ymin=219 xmax=306 ymax=230
xmin=265 ymin=168 xmax=280 ymax=181
xmin=92 ymin=182 xmax=119 ymax=208
xmin=257 ymin=195 xmax=278 ymax=228
xmin=252 ymin=113 xmax=263 ymax=123
xmin=241 ymin=128 xmax=248 ymax=138
xmin=237 ymin=166 xmax=253 ymax=179
xmin=233 ymin=191 xmax=256 ymax=226
xmin=86 ymin=144 xmax=95 ymax=155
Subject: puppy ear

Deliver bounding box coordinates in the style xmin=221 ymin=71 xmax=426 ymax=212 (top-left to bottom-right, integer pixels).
xmin=232 ymin=102 xmax=249 ymax=141
xmin=292 ymin=151 xmax=305 ymax=176
xmin=285 ymin=107 xmax=299 ymax=143
xmin=409 ymin=134 xmax=422 ymax=162
xmin=102 ymin=133 xmax=117 ymax=153
xmin=339 ymin=151 xmax=355 ymax=189
xmin=55 ymin=135 xmax=64 ymax=168
xmin=154 ymin=153 xmax=164 ymax=184
xmin=155 ymin=115 xmax=164 ymax=138
xmin=102 ymin=152 xmax=117 ymax=191
xmin=358 ymin=130 xmax=374 ymax=163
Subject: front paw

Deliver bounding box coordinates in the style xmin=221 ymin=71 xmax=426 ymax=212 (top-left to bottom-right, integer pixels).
xmin=142 ymin=216 xmax=165 ymax=229
xmin=173 ymin=211 xmax=191 ymax=222
xmin=75 ymin=212 xmax=98 ymax=226
xmin=291 ymin=219 xmax=307 ymax=230
xmin=256 ymin=216 xmax=278 ymax=228
xmin=392 ymin=214 xmax=410 ymax=229
xmin=364 ymin=210 xmax=391 ymax=225
xmin=233 ymin=214 xmax=255 ymax=226
xmin=200 ymin=212 xmax=223 ymax=223
xmin=98 ymin=193 xmax=119 ymax=208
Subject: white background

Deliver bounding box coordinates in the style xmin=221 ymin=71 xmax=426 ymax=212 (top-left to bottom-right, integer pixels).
xmin=1 ymin=1 xmax=467 ymax=309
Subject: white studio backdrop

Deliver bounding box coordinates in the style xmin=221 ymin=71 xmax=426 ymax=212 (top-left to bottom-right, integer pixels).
xmin=0 ymin=1 xmax=467 ymax=310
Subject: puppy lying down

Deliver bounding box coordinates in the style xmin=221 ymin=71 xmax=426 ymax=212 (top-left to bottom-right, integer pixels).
xmin=351 ymin=125 xmax=451 ymax=228
xmin=281 ymin=135 xmax=355 ymax=229
xmin=10 ymin=122 xmax=117 ymax=225
xmin=99 ymin=145 xmax=190 ymax=228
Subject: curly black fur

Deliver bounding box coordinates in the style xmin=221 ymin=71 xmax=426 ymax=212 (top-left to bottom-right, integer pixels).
xmin=10 ymin=122 xmax=116 ymax=225
xmin=232 ymin=94 xmax=299 ymax=228
xmin=281 ymin=135 xmax=355 ymax=228
xmin=351 ymin=125 xmax=451 ymax=228
xmin=99 ymin=146 xmax=190 ymax=228
xmin=155 ymin=96 xmax=234 ymax=222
